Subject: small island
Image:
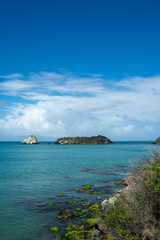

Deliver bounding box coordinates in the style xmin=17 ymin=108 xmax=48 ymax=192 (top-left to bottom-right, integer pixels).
xmin=152 ymin=136 xmax=160 ymax=145
xmin=21 ymin=135 xmax=38 ymax=144
xmin=55 ymin=135 xmax=114 ymax=145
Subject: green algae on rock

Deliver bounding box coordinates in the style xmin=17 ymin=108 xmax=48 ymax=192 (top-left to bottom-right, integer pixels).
xmin=88 ymin=203 xmax=101 ymax=214
xmin=57 ymin=194 xmax=65 ymax=197
xmin=65 ymin=226 xmax=72 ymax=232
xmin=63 ymin=224 xmax=93 ymax=240
xmin=50 ymin=227 xmax=60 ymax=232
xmin=114 ymin=181 xmax=123 ymax=185
xmin=83 ymin=216 xmax=98 ymax=228
xmin=46 ymin=203 xmax=55 ymax=206
xmin=76 ymin=189 xmax=104 ymax=194
xmin=82 ymin=203 xmax=90 ymax=207
xmin=97 ymin=197 xmax=102 ymax=200
xmin=68 ymin=200 xmax=82 ymax=204
xmin=38 ymin=203 xmax=55 ymax=207
xmin=76 ymin=208 xmax=82 ymax=212
xmin=63 ymin=230 xmax=93 ymax=240
xmin=81 ymin=184 xmax=92 ymax=190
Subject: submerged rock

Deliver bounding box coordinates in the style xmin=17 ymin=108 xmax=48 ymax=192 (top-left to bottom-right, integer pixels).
xmin=55 ymin=135 xmax=114 ymax=145
xmin=57 ymin=209 xmax=75 ymax=220
xmin=152 ymin=136 xmax=160 ymax=145
xmin=21 ymin=135 xmax=38 ymax=144
xmin=57 ymin=194 xmax=65 ymax=197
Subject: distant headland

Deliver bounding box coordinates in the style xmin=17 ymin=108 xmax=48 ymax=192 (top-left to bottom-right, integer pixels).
xmin=55 ymin=135 xmax=114 ymax=145
xmin=152 ymin=136 xmax=160 ymax=145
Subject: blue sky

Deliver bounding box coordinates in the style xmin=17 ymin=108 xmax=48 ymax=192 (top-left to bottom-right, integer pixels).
xmin=0 ymin=0 xmax=160 ymax=141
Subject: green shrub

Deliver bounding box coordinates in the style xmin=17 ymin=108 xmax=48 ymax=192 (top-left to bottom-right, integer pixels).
xmin=103 ymin=151 xmax=160 ymax=240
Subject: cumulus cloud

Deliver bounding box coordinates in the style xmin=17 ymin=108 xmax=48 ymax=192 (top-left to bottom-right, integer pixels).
xmin=0 ymin=72 xmax=160 ymax=140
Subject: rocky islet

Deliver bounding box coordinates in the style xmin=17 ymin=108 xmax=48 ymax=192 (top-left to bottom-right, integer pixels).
xmin=21 ymin=135 xmax=38 ymax=144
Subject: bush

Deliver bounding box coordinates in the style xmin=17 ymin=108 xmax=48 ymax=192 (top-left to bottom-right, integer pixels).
xmin=102 ymin=151 xmax=160 ymax=240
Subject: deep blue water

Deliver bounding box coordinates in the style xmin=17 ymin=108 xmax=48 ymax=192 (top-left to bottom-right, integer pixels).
xmin=0 ymin=141 xmax=158 ymax=240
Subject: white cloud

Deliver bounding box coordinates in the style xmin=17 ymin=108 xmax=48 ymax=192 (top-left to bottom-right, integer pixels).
xmin=124 ymin=125 xmax=134 ymax=132
xmin=0 ymin=80 xmax=38 ymax=96
xmin=113 ymin=125 xmax=134 ymax=134
xmin=145 ymin=126 xmax=154 ymax=133
xmin=0 ymin=73 xmax=23 ymax=79
xmin=0 ymin=72 xmax=160 ymax=140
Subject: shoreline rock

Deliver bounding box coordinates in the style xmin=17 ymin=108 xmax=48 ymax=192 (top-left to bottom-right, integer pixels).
xmin=101 ymin=172 xmax=138 ymax=209
xmin=152 ymin=136 xmax=160 ymax=145
xmin=21 ymin=135 xmax=38 ymax=144
xmin=55 ymin=135 xmax=114 ymax=145
xmin=57 ymin=209 xmax=75 ymax=220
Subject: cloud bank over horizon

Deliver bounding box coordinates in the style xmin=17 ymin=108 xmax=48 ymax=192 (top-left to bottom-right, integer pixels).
xmin=0 ymin=71 xmax=160 ymax=141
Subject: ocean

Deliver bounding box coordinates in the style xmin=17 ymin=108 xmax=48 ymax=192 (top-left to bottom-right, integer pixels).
xmin=0 ymin=141 xmax=158 ymax=240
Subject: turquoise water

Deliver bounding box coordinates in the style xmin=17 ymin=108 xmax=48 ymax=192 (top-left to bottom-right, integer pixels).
xmin=0 ymin=141 xmax=158 ymax=240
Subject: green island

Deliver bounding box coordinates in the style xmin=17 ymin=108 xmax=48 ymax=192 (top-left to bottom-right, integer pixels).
xmin=55 ymin=135 xmax=114 ymax=145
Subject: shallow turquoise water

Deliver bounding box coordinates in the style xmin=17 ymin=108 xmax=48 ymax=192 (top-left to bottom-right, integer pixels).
xmin=0 ymin=142 xmax=158 ymax=240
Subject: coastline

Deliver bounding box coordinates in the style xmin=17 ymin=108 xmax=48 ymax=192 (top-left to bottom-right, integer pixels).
xmin=48 ymin=173 xmax=129 ymax=239
xmin=53 ymin=151 xmax=160 ymax=240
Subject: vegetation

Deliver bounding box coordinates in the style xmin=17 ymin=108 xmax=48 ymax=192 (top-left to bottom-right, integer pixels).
xmin=55 ymin=135 xmax=114 ymax=145
xmin=101 ymin=151 xmax=160 ymax=239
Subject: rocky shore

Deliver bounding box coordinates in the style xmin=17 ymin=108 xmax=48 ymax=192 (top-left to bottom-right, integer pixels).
xmin=55 ymin=135 xmax=114 ymax=145
xmin=57 ymin=175 xmax=132 ymax=240
xmin=48 ymin=152 xmax=160 ymax=240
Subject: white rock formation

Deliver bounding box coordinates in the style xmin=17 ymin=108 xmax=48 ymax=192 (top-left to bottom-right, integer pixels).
xmin=21 ymin=136 xmax=38 ymax=144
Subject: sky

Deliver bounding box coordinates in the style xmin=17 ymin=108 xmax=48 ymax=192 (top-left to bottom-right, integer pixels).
xmin=0 ymin=0 xmax=160 ymax=141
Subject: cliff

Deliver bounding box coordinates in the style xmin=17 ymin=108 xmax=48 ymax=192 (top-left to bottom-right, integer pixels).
xmin=55 ymin=135 xmax=114 ymax=145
